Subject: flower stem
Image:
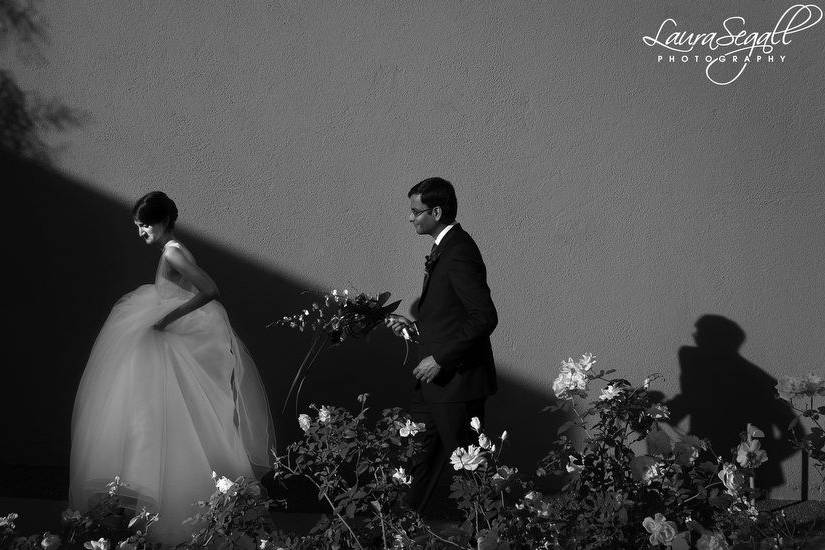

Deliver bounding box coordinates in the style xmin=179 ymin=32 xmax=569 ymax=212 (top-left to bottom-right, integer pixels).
xmin=423 ymin=526 xmax=471 ymax=549
xmin=274 ymin=461 xmax=364 ymax=550
xmin=682 ymin=481 xmax=723 ymax=503
xmin=281 ymin=334 xmax=324 ymax=418
xmin=321 ymin=489 xmax=363 ymax=549
xmin=377 ymin=510 xmax=387 ymax=550
xmin=572 ymin=403 xmax=593 ymax=439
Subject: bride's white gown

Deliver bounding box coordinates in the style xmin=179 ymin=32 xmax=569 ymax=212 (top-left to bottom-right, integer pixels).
xmin=70 ymin=240 xmax=275 ymax=545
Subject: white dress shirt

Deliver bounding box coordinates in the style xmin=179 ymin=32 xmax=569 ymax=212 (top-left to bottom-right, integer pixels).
xmin=434 ymin=222 xmax=457 ymax=245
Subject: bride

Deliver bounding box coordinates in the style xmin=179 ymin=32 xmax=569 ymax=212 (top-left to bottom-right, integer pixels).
xmin=69 ymin=191 xmax=275 ymax=544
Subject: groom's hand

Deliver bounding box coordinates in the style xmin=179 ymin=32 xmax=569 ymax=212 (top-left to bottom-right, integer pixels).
xmin=413 ymin=355 xmax=442 ymax=384
xmin=385 ymin=314 xmax=414 ymax=338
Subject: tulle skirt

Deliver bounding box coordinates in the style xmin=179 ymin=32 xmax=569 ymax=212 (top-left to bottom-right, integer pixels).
xmin=69 ymin=285 xmax=274 ymax=545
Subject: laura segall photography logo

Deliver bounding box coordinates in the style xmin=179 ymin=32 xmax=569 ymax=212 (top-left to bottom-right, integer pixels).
xmin=642 ymin=3 xmax=822 ymax=85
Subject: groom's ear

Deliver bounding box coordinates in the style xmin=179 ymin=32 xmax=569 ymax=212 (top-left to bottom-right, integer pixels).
xmin=432 ymin=205 xmax=443 ymax=222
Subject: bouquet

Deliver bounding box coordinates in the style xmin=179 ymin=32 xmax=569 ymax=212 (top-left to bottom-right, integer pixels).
xmin=271 ymin=289 xmax=400 ymax=345
xmin=271 ymin=289 xmax=401 ymax=416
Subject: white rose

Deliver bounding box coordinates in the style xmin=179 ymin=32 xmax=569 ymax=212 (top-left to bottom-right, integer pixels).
xmin=106 ymin=475 xmax=122 ymax=496
xmin=298 ymin=413 xmax=311 ymax=432
xmin=449 ymin=445 xmax=486 ymax=471
xmin=565 ymin=455 xmax=584 ymax=474
xmin=717 ymin=463 xmax=745 ymax=497
xmin=391 ymin=467 xmax=412 ymax=485
xmin=599 ymin=384 xmax=622 ymax=401
xmin=41 ymin=534 xmax=61 ymax=550
xmin=696 ymin=532 xmax=730 ymax=550
xmin=215 ymin=476 xmax=235 ymax=494
xmin=0 ymin=513 xmax=19 ymax=528
xmin=478 ymin=433 xmax=496 ymax=452
xmin=578 ymin=353 xmax=596 ymax=371
xmin=642 ymin=514 xmax=676 ymax=546
xmin=776 ymin=375 xmax=801 ymax=401
xmin=552 ymin=357 xmax=590 ymax=399
xmin=398 ymin=419 xmax=424 ymax=437
xmin=84 ymin=539 xmax=111 ymax=550
xmin=736 ymin=439 xmax=768 ymax=468
xmin=318 ymin=406 xmax=331 ymax=423
xmin=642 ymin=462 xmax=665 ymax=484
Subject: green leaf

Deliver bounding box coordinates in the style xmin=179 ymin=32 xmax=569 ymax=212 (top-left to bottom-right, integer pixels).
xmin=379 ymin=300 xmax=402 ymax=316
xmin=557 ymin=420 xmax=574 ymax=435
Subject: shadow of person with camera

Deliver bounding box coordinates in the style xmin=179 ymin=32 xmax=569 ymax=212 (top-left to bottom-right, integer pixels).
xmin=667 ymin=314 xmax=800 ymax=494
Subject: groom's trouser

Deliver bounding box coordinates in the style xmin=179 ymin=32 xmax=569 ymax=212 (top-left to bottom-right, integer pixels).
xmin=407 ymin=390 xmax=486 ymax=515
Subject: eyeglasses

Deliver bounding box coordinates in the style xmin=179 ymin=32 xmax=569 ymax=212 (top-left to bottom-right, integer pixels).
xmin=410 ymin=207 xmax=434 ymax=217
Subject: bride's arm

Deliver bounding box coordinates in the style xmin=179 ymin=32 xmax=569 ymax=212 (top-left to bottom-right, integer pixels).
xmin=153 ymin=247 xmax=220 ymax=331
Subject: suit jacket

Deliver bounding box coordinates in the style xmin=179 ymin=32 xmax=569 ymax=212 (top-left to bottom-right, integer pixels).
xmin=414 ymin=224 xmax=498 ymax=403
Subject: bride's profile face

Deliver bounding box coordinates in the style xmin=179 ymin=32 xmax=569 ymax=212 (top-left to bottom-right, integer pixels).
xmin=134 ymin=219 xmax=167 ymax=245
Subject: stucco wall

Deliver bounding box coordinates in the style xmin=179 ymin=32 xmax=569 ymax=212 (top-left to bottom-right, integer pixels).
xmin=5 ymin=1 xmax=824 ymax=500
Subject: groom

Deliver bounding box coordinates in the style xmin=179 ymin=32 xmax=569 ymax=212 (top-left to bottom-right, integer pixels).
xmin=386 ymin=177 xmax=498 ymax=515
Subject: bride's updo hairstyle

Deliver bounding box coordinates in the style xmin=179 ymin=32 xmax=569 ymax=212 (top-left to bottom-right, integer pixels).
xmin=132 ymin=191 xmax=178 ymax=231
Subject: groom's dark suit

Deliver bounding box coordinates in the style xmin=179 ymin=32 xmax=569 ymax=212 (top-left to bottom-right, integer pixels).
xmin=408 ymin=223 xmax=497 ymax=512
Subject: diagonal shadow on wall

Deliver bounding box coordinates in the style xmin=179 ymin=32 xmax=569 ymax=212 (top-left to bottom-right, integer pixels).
xmin=2 ymin=152 xmax=568 ymax=505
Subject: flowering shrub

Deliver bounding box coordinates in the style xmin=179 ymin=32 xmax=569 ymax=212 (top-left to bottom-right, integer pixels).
xmin=185 ymin=473 xmax=275 ymax=548
xmin=527 ymin=354 xmax=770 ymax=549
xmin=777 ymin=373 xmax=825 ymax=493
xmin=270 ymin=395 xmax=424 ymax=549
xmin=0 ymin=477 xmax=163 ymax=550
xmin=62 ymin=477 xmax=131 ymax=546
xmin=1 ymin=513 xmax=21 ymax=548
xmin=5 ymin=359 xmax=822 ymax=548
xmin=446 ymin=419 xmax=522 ymax=547
xmin=642 ymin=513 xmax=677 ymax=546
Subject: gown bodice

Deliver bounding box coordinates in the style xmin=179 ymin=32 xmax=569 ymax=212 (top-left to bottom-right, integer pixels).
xmin=155 ymin=240 xmax=197 ymax=300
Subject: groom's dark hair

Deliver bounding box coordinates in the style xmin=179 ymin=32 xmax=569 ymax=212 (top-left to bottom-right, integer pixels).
xmin=408 ymin=177 xmax=457 ymax=223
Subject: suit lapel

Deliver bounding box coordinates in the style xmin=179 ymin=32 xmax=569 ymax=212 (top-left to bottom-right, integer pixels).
xmin=420 ymin=224 xmax=462 ymax=304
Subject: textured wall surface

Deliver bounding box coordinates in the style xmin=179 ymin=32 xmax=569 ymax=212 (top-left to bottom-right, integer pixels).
xmin=6 ymin=1 xmax=824 ymax=500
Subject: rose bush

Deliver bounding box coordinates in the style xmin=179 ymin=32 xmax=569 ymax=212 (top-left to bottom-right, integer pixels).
xmin=518 ymin=354 xmax=774 ymax=548
xmin=0 ymin=477 xmax=163 ymax=550
xmin=3 ymin=357 xmax=821 ymax=549
xmin=776 ymin=373 xmax=825 ymax=494
xmin=269 ymin=396 xmax=424 ymax=549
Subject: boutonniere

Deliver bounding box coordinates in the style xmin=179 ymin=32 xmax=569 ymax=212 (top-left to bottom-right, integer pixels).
xmin=425 ymin=250 xmax=442 ymax=274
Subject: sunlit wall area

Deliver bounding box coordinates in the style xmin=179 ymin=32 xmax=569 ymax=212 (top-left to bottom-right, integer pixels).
xmin=6 ymin=1 xmax=824 ymax=499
